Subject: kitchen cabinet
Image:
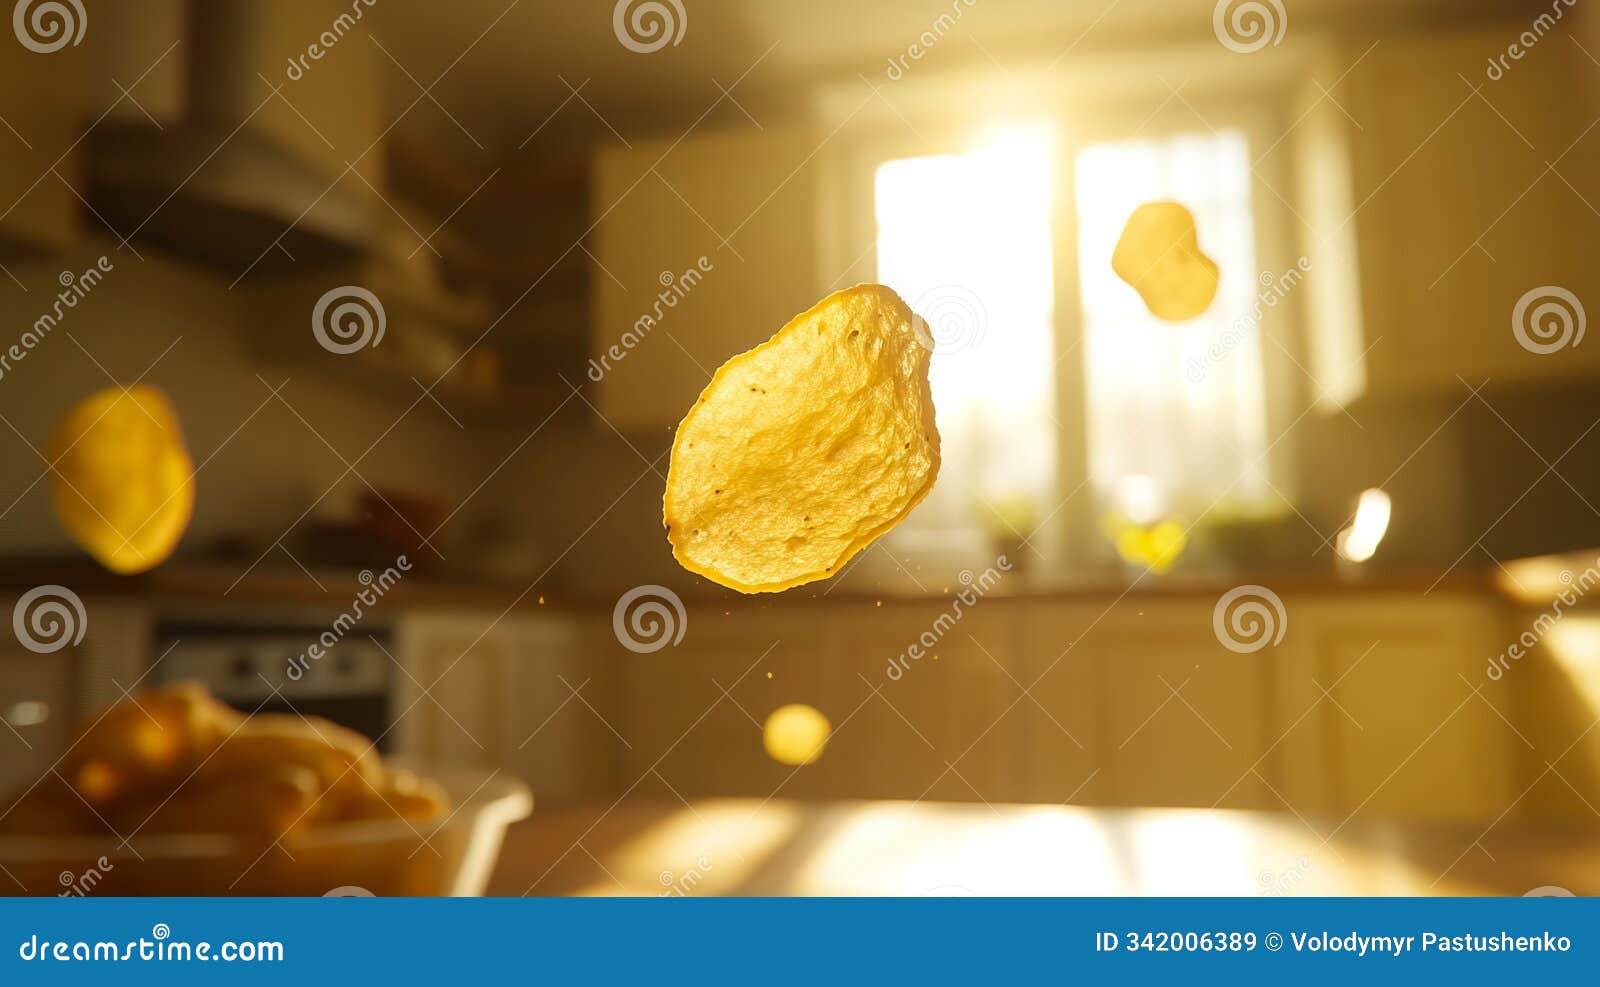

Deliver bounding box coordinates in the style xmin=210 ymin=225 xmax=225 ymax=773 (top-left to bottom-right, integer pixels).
xmin=0 ymin=39 xmax=89 ymax=257
xmin=612 ymin=585 xmax=1532 ymax=823
xmin=0 ymin=647 xmax=74 ymax=795
xmin=393 ymin=611 xmax=611 ymax=801
xmin=1328 ymin=28 xmax=1600 ymax=395
xmin=590 ymin=124 xmax=826 ymax=429
xmin=0 ymin=595 xmax=149 ymax=794
xmin=618 ymin=609 xmax=834 ymax=800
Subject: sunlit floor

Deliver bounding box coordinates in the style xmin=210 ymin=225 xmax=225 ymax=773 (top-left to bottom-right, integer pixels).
xmin=494 ymin=800 xmax=1600 ymax=897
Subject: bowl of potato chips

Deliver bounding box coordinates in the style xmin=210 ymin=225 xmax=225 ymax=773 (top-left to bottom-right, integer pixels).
xmin=0 ymin=683 xmax=530 ymax=896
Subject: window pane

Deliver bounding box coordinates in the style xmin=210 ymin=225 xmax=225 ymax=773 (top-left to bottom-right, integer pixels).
xmin=874 ymin=133 xmax=1057 ymax=538
xmin=1074 ymin=131 xmax=1271 ymax=518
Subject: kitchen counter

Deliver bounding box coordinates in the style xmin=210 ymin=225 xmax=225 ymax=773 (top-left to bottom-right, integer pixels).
xmin=492 ymin=799 xmax=1600 ymax=897
xmin=0 ymin=555 xmax=1499 ymax=614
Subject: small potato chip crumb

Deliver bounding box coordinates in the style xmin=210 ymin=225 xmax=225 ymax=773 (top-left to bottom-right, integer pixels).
xmin=663 ymin=284 xmax=940 ymax=593
xmin=1110 ymin=201 xmax=1219 ymax=322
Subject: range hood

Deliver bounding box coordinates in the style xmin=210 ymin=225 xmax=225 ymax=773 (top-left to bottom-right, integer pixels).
xmin=87 ymin=0 xmax=382 ymax=274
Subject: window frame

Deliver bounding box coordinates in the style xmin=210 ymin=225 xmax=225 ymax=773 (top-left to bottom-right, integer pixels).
xmin=820 ymin=64 xmax=1316 ymax=579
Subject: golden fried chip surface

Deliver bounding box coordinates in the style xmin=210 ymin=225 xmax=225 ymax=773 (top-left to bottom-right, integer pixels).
xmin=664 ymin=284 xmax=940 ymax=593
xmin=1111 ymin=201 xmax=1219 ymax=322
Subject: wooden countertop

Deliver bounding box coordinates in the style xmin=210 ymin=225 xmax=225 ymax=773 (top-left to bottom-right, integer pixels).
xmin=491 ymin=799 xmax=1600 ymax=897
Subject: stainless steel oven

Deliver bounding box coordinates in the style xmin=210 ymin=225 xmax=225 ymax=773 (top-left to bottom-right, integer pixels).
xmin=153 ymin=623 xmax=393 ymax=749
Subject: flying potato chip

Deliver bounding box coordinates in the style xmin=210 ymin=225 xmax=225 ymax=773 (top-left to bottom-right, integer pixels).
xmin=47 ymin=384 xmax=194 ymax=574
xmin=1111 ymin=201 xmax=1219 ymax=322
xmin=763 ymin=703 xmax=831 ymax=766
xmin=663 ymin=284 xmax=940 ymax=593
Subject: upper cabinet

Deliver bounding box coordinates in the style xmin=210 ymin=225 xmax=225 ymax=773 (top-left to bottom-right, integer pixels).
xmin=590 ymin=124 xmax=825 ymax=430
xmin=0 ymin=33 xmax=90 ymax=258
xmin=1325 ymin=26 xmax=1600 ymax=395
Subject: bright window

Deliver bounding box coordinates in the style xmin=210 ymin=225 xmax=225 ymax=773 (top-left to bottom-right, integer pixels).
xmin=1073 ymin=131 xmax=1271 ymax=517
xmin=873 ymin=132 xmax=1058 ymax=541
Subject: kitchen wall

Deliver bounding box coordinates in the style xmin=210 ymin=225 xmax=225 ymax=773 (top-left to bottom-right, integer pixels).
xmin=0 ymin=243 xmax=557 ymax=567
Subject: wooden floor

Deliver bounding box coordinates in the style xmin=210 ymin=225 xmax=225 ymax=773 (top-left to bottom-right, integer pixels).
xmin=488 ymin=799 xmax=1600 ymax=897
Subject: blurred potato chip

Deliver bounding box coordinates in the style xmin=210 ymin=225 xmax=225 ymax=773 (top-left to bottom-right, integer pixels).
xmin=114 ymin=765 xmax=321 ymax=839
xmin=338 ymin=767 xmax=449 ymax=823
xmin=664 ymin=284 xmax=940 ymax=593
xmin=47 ymin=384 xmax=195 ymax=574
xmin=197 ymin=714 xmax=381 ymax=823
xmin=1111 ymin=201 xmax=1219 ymax=322
xmin=763 ymin=704 xmax=831 ymax=766
xmin=65 ymin=682 xmax=239 ymax=806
